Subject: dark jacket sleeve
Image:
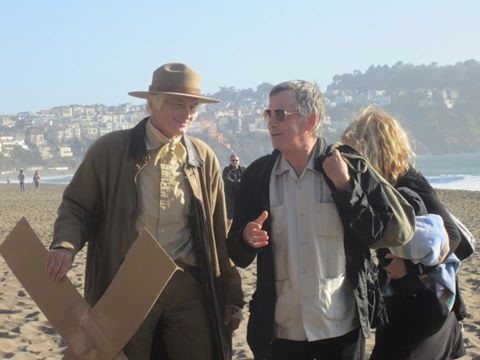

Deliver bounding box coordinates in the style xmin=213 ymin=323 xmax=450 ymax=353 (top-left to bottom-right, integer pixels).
xmin=319 ymin=144 xmax=412 ymax=248
xmin=327 ymin=165 xmax=394 ymax=248
xmin=400 ymin=169 xmax=461 ymax=253
xmin=227 ymin=160 xmax=266 ymax=268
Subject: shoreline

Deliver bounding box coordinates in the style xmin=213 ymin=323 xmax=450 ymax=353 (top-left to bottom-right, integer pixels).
xmin=3 ymin=182 xmax=480 ymax=192
xmin=1 ymin=170 xmax=74 ymax=185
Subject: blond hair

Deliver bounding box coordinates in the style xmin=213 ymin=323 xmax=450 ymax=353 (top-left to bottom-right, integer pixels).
xmin=341 ymin=105 xmax=414 ymax=185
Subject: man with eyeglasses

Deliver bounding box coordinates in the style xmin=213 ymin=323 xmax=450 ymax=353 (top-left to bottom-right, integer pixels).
xmin=47 ymin=63 xmax=243 ymax=360
xmin=227 ymin=80 xmax=407 ymax=359
xmin=222 ymin=153 xmax=245 ymax=221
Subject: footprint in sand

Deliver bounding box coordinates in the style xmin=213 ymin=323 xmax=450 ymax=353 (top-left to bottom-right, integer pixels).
xmin=465 ymin=278 xmax=480 ymax=291
xmin=0 ymin=330 xmax=16 ymax=339
xmin=37 ymin=325 xmax=56 ymax=335
xmin=0 ymin=308 xmax=21 ymax=315
xmin=10 ymin=326 xmax=21 ymax=334
xmin=25 ymin=311 xmax=40 ymax=319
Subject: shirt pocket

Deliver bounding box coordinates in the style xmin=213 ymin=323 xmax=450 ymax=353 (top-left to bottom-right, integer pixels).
xmin=315 ymin=203 xmax=345 ymax=278
xmin=274 ymin=279 xmax=293 ymax=326
xmin=316 ymin=276 xmax=352 ymax=321
xmin=271 ymin=204 xmax=289 ymax=282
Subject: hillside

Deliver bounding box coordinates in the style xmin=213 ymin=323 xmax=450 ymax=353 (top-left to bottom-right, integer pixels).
xmin=206 ymin=60 xmax=480 ymax=165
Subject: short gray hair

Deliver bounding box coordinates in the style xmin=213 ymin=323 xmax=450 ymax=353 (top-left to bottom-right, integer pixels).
xmin=270 ymin=80 xmax=325 ymax=134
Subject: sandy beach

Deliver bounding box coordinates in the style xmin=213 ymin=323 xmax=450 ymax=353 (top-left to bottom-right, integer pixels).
xmin=0 ymin=184 xmax=478 ymax=359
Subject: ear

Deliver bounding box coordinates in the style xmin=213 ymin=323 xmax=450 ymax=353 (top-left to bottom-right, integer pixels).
xmin=146 ymin=96 xmax=154 ymax=114
xmin=305 ymin=112 xmax=318 ymax=132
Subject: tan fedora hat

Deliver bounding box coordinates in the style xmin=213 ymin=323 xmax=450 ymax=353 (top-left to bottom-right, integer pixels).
xmin=128 ymin=63 xmax=220 ymax=104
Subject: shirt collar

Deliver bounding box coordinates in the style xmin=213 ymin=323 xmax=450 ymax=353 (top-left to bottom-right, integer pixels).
xmin=145 ymin=119 xmax=182 ymax=151
xmin=274 ymin=143 xmax=320 ymax=178
xmin=146 ymin=119 xmax=187 ymax=165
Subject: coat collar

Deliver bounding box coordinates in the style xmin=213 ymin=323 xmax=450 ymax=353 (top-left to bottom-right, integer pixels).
xmin=268 ymin=137 xmax=328 ymax=170
xmin=129 ymin=117 xmax=203 ymax=167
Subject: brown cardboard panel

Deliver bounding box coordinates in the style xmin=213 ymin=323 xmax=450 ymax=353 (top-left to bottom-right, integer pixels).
xmin=0 ymin=218 xmax=88 ymax=349
xmin=0 ymin=218 xmax=178 ymax=359
xmin=78 ymin=228 xmax=178 ymax=358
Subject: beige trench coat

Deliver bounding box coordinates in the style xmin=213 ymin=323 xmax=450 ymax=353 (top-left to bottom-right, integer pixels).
xmin=52 ymin=117 xmax=243 ymax=359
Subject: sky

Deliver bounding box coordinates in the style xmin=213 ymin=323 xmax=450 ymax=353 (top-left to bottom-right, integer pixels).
xmin=1 ymin=0 xmax=479 ymax=114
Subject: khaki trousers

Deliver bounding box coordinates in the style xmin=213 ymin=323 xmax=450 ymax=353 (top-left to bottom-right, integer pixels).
xmin=124 ymin=269 xmax=212 ymax=360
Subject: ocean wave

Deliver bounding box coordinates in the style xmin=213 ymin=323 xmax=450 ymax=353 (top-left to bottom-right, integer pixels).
xmin=426 ymin=174 xmax=480 ymax=191
xmin=42 ymin=175 xmax=73 ymax=185
xmin=5 ymin=173 xmax=480 ymax=191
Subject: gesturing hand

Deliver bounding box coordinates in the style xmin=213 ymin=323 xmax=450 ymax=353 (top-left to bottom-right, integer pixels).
xmin=243 ymin=211 xmax=269 ymax=249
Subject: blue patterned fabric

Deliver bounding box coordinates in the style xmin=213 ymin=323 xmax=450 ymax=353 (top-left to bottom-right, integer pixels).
xmin=386 ymin=214 xmax=461 ymax=311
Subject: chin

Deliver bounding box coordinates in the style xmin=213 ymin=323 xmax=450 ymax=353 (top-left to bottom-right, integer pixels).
xmin=171 ymin=127 xmax=186 ymax=136
xmin=270 ymin=139 xmax=282 ymax=151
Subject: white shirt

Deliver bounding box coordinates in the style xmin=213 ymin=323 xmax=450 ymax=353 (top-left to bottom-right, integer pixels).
xmin=269 ymin=151 xmax=358 ymax=341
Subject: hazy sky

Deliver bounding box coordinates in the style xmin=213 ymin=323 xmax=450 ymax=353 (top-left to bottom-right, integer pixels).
xmin=1 ymin=0 xmax=479 ymax=114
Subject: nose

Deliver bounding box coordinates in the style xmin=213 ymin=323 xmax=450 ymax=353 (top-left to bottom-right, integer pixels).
xmin=268 ymin=119 xmax=277 ymax=130
xmin=178 ymin=106 xmax=194 ymax=117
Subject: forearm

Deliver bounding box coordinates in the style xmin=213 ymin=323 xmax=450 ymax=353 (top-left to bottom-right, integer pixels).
xmin=227 ymin=224 xmax=257 ymax=268
xmin=51 ymin=196 xmax=97 ymax=254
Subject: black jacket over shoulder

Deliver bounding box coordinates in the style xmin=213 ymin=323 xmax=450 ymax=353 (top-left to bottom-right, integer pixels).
xmin=227 ymin=140 xmax=394 ymax=359
xmin=385 ymin=168 xmax=465 ymax=318
xmin=396 ymin=168 xmax=461 ymax=251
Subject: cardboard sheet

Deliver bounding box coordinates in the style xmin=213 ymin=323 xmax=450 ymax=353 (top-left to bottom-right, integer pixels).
xmin=0 ymin=217 xmax=178 ymax=359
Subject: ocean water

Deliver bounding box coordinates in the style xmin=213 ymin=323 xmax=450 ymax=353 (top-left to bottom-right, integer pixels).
xmin=42 ymin=175 xmax=73 ymax=185
xmin=416 ymin=152 xmax=480 ymax=191
xmin=12 ymin=152 xmax=480 ymax=191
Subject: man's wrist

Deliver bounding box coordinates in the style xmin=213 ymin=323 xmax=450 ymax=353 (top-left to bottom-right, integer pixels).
xmin=335 ymin=178 xmax=353 ymax=192
xmin=50 ymin=246 xmax=74 ymax=256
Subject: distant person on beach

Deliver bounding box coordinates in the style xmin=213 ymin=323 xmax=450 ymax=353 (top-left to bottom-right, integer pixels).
xmin=33 ymin=170 xmax=40 ymax=190
xmin=17 ymin=170 xmax=25 ymax=192
xmin=222 ymin=153 xmax=245 ymax=220
xmin=227 ymin=81 xmax=413 ymax=360
xmin=342 ymin=106 xmax=465 ymax=360
xmin=46 ymin=63 xmax=243 ymax=360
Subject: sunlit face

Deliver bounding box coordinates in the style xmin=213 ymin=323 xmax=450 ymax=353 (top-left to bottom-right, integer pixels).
xmin=150 ymin=96 xmax=199 ymax=138
xmin=266 ymin=90 xmax=309 ymax=154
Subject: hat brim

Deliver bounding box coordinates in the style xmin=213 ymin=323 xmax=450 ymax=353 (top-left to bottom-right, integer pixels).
xmin=128 ymin=91 xmax=220 ymax=104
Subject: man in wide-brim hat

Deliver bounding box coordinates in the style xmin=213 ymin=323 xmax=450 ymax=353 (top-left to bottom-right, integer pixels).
xmin=47 ymin=63 xmax=244 ymax=360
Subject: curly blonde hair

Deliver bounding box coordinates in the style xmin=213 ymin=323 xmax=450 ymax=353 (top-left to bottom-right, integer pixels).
xmin=341 ymin=105 xmax=414 ymax=185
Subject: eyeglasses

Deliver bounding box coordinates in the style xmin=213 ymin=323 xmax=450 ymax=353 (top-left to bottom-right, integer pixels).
xmin=263 ymin=109 xmax=301 ymax=122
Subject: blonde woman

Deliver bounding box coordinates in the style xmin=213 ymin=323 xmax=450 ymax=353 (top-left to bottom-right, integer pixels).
xmin=342 ymin=106 xmax=465 ymax=360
